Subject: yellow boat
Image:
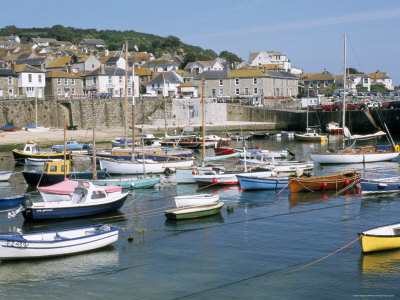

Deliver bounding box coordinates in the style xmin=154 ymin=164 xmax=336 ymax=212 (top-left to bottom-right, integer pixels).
xmin=359 ymin=223 xmax=400 ymax=253
xmin=12 ymin=141 xmax=71 ymax=162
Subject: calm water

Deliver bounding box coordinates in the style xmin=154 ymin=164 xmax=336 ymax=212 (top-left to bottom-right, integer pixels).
xmin=1 ymin=135 xmax=400 ymax=299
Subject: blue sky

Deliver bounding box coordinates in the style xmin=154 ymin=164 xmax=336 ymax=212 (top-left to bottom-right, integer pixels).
xmin=2 ymin=0 xmax=400 ymax=84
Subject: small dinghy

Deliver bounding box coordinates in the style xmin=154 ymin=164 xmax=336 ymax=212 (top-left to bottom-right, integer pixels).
xmin=0 ymin=171 xmax=14 ymax=181
xmin=0 ymin=225 xmax=119 ymax=260
xmin=174 ymin=194 xmax=219 ymax=208
xmin=164 ymin=202 xmax=224 ymax=220
xmin=0 ymin=194 xmax=28 ymax=208
xmin=359 ymin=223 xmax=400 ymax=253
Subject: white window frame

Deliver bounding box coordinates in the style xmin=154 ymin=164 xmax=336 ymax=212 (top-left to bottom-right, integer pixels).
xmin=235 ymin=88 xmax=240 ymax=95
xmin=64 ymin=78 xmax=68 ymax=85
xmin=219 ymin=79 xmax=223 ymax=86
xmin=57 ymin=78 xmax=61 ymax=85
xmin=253 ymin=78 xmax=257 ymax=85
xmin=219 ymin=88 xmax=224 ymax=94
xmin=38 ymin=74 xmax=42 ymax=83
xmin=57 ymin=88 xmax=62 ymax=95
xmin=71 ymin=78 xmax=75 ymax=85
xmin=28 ymin=74 xmax=32 ymax=83
xmin=71 ymin=88 xmax=75 ymax=95
xmin=119 ymin=76 xmax=123 ymax=84
xmin=235 ymin=78 xmax=239 ymax=85
xmin=8 ymin=76 xmax=12 ymax=85
xmin=8 ymin=88 xmax=13 ymax=95
xmin=108 ymin=76 xmax=112 ymax=84
xmin=254 ymin=88 xmax=258 ymax=94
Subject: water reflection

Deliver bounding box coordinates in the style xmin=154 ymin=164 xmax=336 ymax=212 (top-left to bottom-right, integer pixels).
xmin=288 ymin=189 xmax=360 ymax=208
xmin=0 ymin=247 xmax=119 ymax=288
xmin=164 ymin=213 xmax=224 ymax=228
xmin=360 ymin=249 xmax=400 ymax=275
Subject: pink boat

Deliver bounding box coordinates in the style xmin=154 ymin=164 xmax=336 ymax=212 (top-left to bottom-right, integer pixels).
xmin=38 ymin=179 xmax=122 ymax=202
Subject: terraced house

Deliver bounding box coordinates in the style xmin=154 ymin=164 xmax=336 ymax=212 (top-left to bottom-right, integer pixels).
xmin=193 ymin=67 xmax=298 ymax=105
xmin=300 ymin=70 xmax=338 ymax=95
xmin=0 ymin=68 xmax=18 ymax=99
xmin=45 ymin=70 xmax=84 ymax=99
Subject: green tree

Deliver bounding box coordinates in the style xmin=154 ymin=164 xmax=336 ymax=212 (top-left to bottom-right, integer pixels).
xmin=48 ymin=25 xmax=73 ymax=41
xmin=0 ymin=25 xmax=22 ymax=36
xmin=162 ymin=35 xmax=181 ymax=48
xmin=370 ymin=85 xmax=389 ymax=93
xmin=219 ymin=50 xmax=242 ymax=70
xmin=347 ymin=67 xmax=363 ymax=74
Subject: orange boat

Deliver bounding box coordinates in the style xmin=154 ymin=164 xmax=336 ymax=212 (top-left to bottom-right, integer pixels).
xmin=289 ymin=170 xmax=361 ymax=193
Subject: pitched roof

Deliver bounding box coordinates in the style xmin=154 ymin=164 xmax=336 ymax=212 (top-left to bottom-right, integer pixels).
xmin=368 ymin=70 xmax=390 ymax=80
xmin=46 ymin=70 xmax=80 ymax=78
xmin=179 ymin=82 xmax=197 ymax=87
xmin=0 ymin=68 xmax=17 ymax=76
xmin=85 ymin=67 xmax=132 ymax=77
xmin=228 ymin=69 xmax=265 ymax=78
xmin=15 ymin=57 xmax=46 ymax=67
xmin=46 ymin=56 xmax=72 ymax=68
xmin=267 ymin=70 xmax=298 ymax=79
xmin=194 ymin=70 xmax=227 ymax=80
xmin=143 ymin=59 xmax=178 ymax=67
xmin=105 ymin=57 xmax=121 ymax=64
xmin=14 ymin=64 xmax=44 ymax=73
xmin=31 ymin=37 xmax=57 ymax=43
xmin=148 ymin=72 xmax=183 ymax=85
xmin=81 ymin=38 xmax=106 ymax=46
xmin=176 ymin=69 xmax=193 ymax=77
xmin=135 ymin=67 xmax=152 ymax=76
xmin=301 ymin=72 xmax=336 ymax=81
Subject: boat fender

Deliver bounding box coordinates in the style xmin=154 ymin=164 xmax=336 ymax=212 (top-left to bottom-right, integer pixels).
xmin=322 ymin=182 xmax=328 ymax=188
xmin=395 ymin=145 xmax=400 ymax=152
xmin=344 ymin=180 xmax=350 ymax=186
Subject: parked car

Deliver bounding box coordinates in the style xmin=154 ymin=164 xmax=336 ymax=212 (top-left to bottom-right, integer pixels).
xmin=321 ymin=104 xmax=334 ymax=111
xmin=388 ymin=101 xmax=400 ymax=109
xmin=217 ymin=94 xmax=230 ymax=100
xmin=98 ymin=92 xmax=112 ymax=98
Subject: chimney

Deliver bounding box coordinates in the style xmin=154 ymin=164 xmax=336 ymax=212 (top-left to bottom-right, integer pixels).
xmin=100 ymin=63 xmax=105 ymax=74
xmin=11 ymin=60 xmax=16 ymax=71
xmin=68 ymin=64 xmax=73 ymax=74
xmin=263 ymin=65 xmax=268 ymax=75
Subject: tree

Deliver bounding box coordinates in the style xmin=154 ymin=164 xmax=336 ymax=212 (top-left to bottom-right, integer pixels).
xmin=162 ymin=35 xmax=181 ymax=48
xmin=183 ymin=52 xmax=197 ymax=67
xmin=48 ymin=25 xmax=73 ymax=41
xmin=219 ymin=50 xmax=242 ymax=70
xmin=0 ymin=25 xmax=22 ymax=36
xmin=347 ymin=67 xmax=363 ymax=74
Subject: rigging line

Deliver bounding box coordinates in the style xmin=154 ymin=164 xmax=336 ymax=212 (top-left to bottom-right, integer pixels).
xmin=347 ymin=37 xmax=364 ymax=72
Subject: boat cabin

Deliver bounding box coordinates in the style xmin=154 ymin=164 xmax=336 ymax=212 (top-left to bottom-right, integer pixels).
xmin=43 ymin=160 xmax=71 ymax=175
xmin=23 ymin=141 xmax=39 ymax=154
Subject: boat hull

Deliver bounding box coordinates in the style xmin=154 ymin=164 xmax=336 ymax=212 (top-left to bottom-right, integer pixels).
xmin=310 ymin=152 xmax=399 ymax=164
xmin=164 ymin=202 xmax=224 ymax=220
xmin=12 ymin=150 xmax=71 ymax=162
xmin=360 ymin=178 xmax=400 ymax=195
xmin=294 ymin=133 xmax=327 ymax=142
xmin=22 ymin=194 xmax=128 ymax=221
xmin=90 ymin=177 xmax=160 ymax=189
xmin=174 ymin=194 xmax=219 ymax=208
xmin=22 ymin=171 xmax=106 ymax=186
xmin=289 ymin=171 xmax=361 ymax=192
xmin=99 ymin=159 xmax=194 ymax=175
xmin=359 ymin=222 xmax=400 ymax=253
xmin=0 ymin=194 xmax=27 ymax=208
xmin=0 ymin=225 xmax=118 ymax=259
xmin=237 ymin=175 xmax=289 ymax=190
xmin=0 ymin=171 xmax=13 ymax=181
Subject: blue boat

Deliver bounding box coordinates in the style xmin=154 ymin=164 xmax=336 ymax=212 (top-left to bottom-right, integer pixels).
xmin=52 ymin=140 xmax=88 ymax=152
xmin=0 ymin=194 xmax=28 ymax=208
xmin=19 ymin=182 xmax=129 ymax=221
xmin=237 ymin=175 xmax=289 ymax=190
xmin=360 ymin=177 xmax=400 ymax=195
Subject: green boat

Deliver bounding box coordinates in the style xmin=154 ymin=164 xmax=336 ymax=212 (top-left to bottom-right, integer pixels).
xmin=164 ymin=202 xmax=224 ymax=220
xmin=90 ymin=177 xmax=160 ymax=189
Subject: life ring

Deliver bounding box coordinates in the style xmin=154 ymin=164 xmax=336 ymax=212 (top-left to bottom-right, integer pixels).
xmin=395 ymin=145 xmax=400 ymax=152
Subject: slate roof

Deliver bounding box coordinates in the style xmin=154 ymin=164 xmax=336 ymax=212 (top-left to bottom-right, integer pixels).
xmin=85 ymin=67 xmax=132 ymax=77
xmin=228 ymin=69 xmax=265 ymax=78
xmin=81 ymin=39 xmax=106 ymax=46
xmin=143 ymin=59 xmax=178 ymax=67
xmin=0 ymin=68 xmax=17 ymax=76
xmin=46 ymin=70 xmax=79 ymax=78
xmin=193 ymin=70 xmax=228 ymax=80
xmin=135 ymin=67 xmax=152 ymax=76
xmin=15 ymin=57 xmax=46 ymax=67
xmin=148 ymin=72 xmax=183 ymax=85
xmin=32 ymin=38 xmax=57 ymax=43
xmin=14 ymin=64 xmax=44 ymax=73
xmin=105 ymin=57 xmax=121 ymax=64
xmin=46 ymin=56 xmax=72 ymax=68
xmin=267 ymin=70 xmax=298 ymax=79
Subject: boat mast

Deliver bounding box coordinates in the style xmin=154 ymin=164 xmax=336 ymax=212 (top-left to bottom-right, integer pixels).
xmin=63 ymin=116 xmax=66 ymax=179
xmin=306 ymin=88 xmax=309 ymax=130
xmin=35 ymin=95 xmax=38 ymax=127
xmin=92 ymin=114 xmax=97 ymax=180
xmin=124 ymin=40 xmax=128 ymax=148
xmin=342 ymin=34 xmax=347 ymax=146
xmin=202 ymin=77 xmax=205 ymax=160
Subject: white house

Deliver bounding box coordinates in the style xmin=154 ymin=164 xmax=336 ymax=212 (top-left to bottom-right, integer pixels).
xmin=84 ymin=65 xmax=139 ymax=98
xmin=348 ymin=74 xmax=371 ymax=91
xmin=368 ymin=70 xmax=394 ymax=90
xmin=248 ymin=51 xmax=291 ymax=71
xmin=0 ymin=35 xmax=20 ymax=44
xmin=13 ymin=64 xmax=46 ymax=99
xmin=80 ymin=39 xmax=106 ymax=48
xmin=184 ymin=60 xmax=224 ymax=75
xmin=71 ymin=54 xmax=101 ymax=72
xmin=146 ymin=71 xmax=184 ymax=97
xmin=31 ymin=38 xmax=58 ymax=47
xmin=142 ymin=59 xmax=179 ymax=74
xmin=103 ymin=56 xmax=126 ymax=69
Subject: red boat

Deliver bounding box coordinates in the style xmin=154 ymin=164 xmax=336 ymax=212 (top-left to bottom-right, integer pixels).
xmin=214 ymin=139 xmax=235 ymax=156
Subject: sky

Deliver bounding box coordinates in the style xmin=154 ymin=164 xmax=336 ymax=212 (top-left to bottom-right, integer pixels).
xmin=2 ymin=0 xmax=400 ymax=84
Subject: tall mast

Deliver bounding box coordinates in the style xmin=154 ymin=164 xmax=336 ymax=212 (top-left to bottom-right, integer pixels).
xmin=202 ymin=77 xmax=205 ymax=160
xmin=342 ymin=34 xmax=347 ymax=136
xmin=124 ymin=40 xmax=128 ymax=148
xmin=63 ymin=115 xmax=66 ymax=179
xmin=92 ymin=114 xmax=97 ymax=180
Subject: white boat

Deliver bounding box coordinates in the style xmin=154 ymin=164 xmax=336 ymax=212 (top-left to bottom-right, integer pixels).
xmin=174 ymin=194 xmax=219 ymax=208
xmin=310 ymin=146 xmax=399 ymax=164
xmin=37 ymin=179 xmax=122 ymax=202
xmin=0 ymin=225 xmax=119 ymax=260
xmin=294 ymin=130 xmax=327 ymax=142
xmin=25 ymin=157 xmax=63 ymax=167
xmin=193 ymin=170 xmax=275 ymax=185
xmin=326 ymin=121 xmax=342 ymax=134
xmin=0 ymin=171 xmax=14 ymax=181
xmin=99 ymin=158 xmax=194 ymax=175
xmin=24 ymin=126 xmax=50 ymax=132
xmin=175 ymin=166 xmax=223 ymax=184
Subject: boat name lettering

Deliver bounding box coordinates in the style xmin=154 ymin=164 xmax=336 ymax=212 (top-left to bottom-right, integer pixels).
xmin=6 ymin=241 xmax=28 ymax=248
xmin=36 ymin=209 xmax=54 ymax=212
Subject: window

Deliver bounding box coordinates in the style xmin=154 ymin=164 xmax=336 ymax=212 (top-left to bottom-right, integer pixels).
xmin=244 ymin=88 xmax=249 ymax=95
xmin=324 ymin=81 xmax=328 ymax=87
xmin=253 ymin=78 xmax=257 ymax=85
xmin=71 ymin=88 xmax=75 ymax=95
xmin=8 ymin=88 xmax=13 ymax=95
xmin=235 ymin=88 xmax=240 ymax=95
xmin=163 ymin=67 xmax=167 ymax=71
xmin=152 ymin=84 xmax=155 ymax=88
xmin=219 ymin=88 xmax=224 ymax=94
xmin=235 ymin=78 xmax=239 ymax=85
xmin=219 ymin=79 xmax=223 ymax=86
xmin=64 ymin=78 xmax=68 ymax=85
xmin=28 ymin=74 xmax=32 ymax=83
xmin=254 ymin=88 xmax=258 ymax=94
xmin=38 ymin=74 xmax=42 ymax=83
xmin=119 ymin=76 xmax=123 ymax=84
xmin=108 ymin=76 xmax=112 ymax=84
xmin=128 ymin=88 xmax=132 ymax=96
xmin=273 ymin=78 xmax=276 ymax=85
xmin=57 ymin=88 xmax=62 ymax=95
xmin=57 ymin=78 xmax=61 ymax=85
xmin=71 ymin=79 xmax=75 ymax=85
xmin=50 ymin=165 xmax=57 ymax=172
xmin=128 ymin=77 xmax=131 ymax=84
xmin=317 ymin=81 xmax=320 ymax=88
xmin=8 ymin=76 xmax=12 ymax=85
xmin=309 ymin=82 xmax=313 ymax=88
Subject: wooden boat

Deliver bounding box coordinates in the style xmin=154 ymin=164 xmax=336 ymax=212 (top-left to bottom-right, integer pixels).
xmin=99 ymin=158 xmax=194 ymax=175
xmin=90 ymin=176 xmax=160 ymax=189
xmin=52 ymin=140 xmax=88 ymax=152
xmin=12 ymin=182 xmax=129 ymax=221
xmin=310 ymin=146 xmax=400 ymax=164
xmin=237 ymin=175 xmax=289 ymax=190
xmin=174 ymin=194 xmax=219 ymax=208
xmin=164 ymin=202 xmax=224 ymax=220
xmin=0 ymin=194 xmax=28 ymax=208
xmin=360 ymin=177 xmax=400 ymax=195
xmin=0 ymin=225 xmax=119 ymax=260
xmin=358 ymin=222 xmax=400 ymax=253
xmin=37 ymin=179 xmax=122 ymax=202
xmin=214 ymin=139 xmax=235 ymax=156
xmin=0 ymin=171 xmax=14 ymax=181
xmin=12 ymin=141 xmax=71 ymax=162
xmin=288 ymin=170 xmax=361 ymax=192
xmin=22 ymin=160 xmax=106 ymax=186
xmin=25 ymin=158 xmax=62 ymax=167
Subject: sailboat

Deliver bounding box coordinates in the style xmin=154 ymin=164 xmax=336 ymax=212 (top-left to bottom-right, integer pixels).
xmin=309 ymin=34 xmax=399 ymax=164
xmin=294 ymin=92 xmax=327 ymax=142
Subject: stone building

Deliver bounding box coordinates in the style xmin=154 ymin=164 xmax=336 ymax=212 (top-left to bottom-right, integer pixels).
xmin=45 ymin=70 xmax=84 ymax=99
xmin=0 ymin=68 xmax=19 ymax=99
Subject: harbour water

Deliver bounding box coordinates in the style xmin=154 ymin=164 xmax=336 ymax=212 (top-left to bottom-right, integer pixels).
xmin=1 ymin=135 xmax=400 ymax=299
